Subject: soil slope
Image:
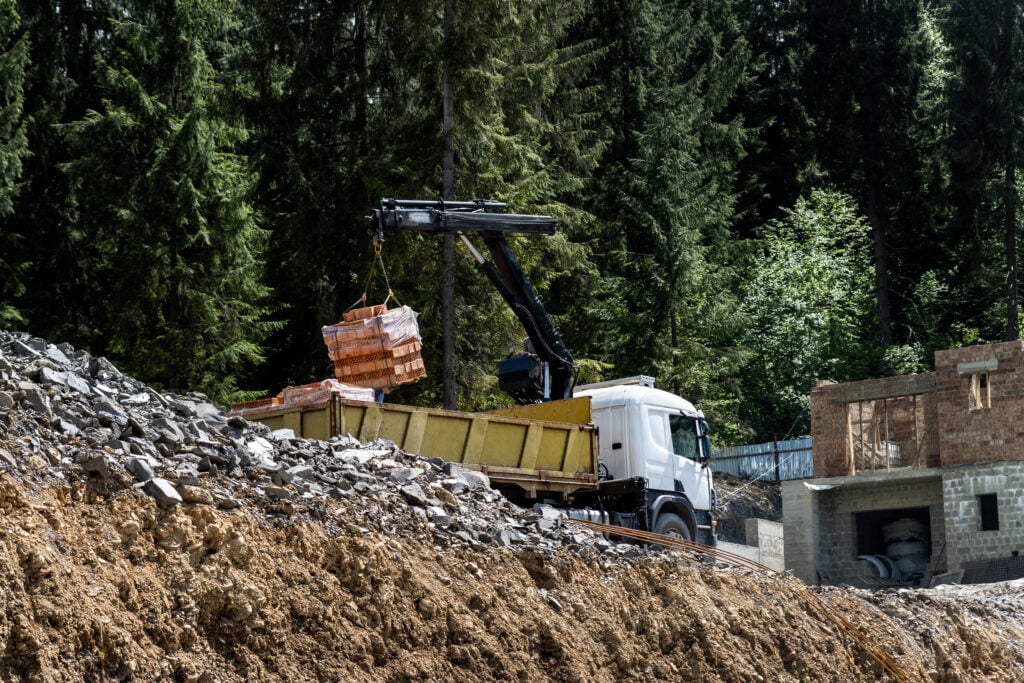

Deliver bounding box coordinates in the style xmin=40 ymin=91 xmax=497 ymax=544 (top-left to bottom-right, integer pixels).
xmin=1 ymin=479 xmax=1023 ymax=681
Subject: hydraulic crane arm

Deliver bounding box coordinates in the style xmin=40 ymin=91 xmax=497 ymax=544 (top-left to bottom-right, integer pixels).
xmin=369 ymin=198 xmax=575 ymax=403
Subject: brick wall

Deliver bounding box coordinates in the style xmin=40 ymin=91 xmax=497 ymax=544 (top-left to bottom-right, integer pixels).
xmin=810 ymin=341 xmax=1024 ymax=476
xmin=810 ymin=381 xmax=846 ymax=477
xmin=934 ymin=341 xmax=1024 ymax=467
xmin=810 ymin=375 xmax=938 ymax=478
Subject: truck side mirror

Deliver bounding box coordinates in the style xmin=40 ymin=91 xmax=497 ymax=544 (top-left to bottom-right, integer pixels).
xmin=698 ymin=419 xmax=711 ymax=467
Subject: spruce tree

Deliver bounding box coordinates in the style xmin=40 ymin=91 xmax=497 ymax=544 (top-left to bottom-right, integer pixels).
xmin=60 ymin=0 xmax=273 ymax=400
xmin=239 ymin=0 xmax=597 ymax=408
xmin=569 ymin=0 xmax=751 ymax=427
xmin=0 ymin=0 xmax=29 ymax=326
xmin=7 ymin=1 xmax=111 ymax=340
xmin=944 ymin=0 xmax=1024 ymax=342
xmin=789 ymin=0 xmax=942 ymax=350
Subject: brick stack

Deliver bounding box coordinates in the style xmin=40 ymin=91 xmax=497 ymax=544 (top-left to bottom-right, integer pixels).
xmin=281 ymin=379 xmax=376 ymax=406
xmin=321 ymin=304 xmax=426 ymax=391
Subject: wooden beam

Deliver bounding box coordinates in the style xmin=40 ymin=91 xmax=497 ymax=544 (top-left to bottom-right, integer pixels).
xmin=828 ymin=375 xmax=935 ymax=403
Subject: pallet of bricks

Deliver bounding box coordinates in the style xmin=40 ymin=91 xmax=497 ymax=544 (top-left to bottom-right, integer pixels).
xmin=321 ymin=303 xmax=426 ymax=392
xmin=228 ymin=379 xmax=376 ymax=417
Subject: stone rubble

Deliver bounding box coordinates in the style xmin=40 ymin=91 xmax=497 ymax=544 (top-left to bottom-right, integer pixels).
xmin=0 ymin=329 xmax=639 ymax=563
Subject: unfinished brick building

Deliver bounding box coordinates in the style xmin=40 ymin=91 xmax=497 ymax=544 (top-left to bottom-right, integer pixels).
xmin=784 ymin=341 xmax=1024 ymax=586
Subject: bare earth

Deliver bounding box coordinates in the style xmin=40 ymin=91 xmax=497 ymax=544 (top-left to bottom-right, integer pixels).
xmin=1 ymin=476 xmax=1023 ymax=682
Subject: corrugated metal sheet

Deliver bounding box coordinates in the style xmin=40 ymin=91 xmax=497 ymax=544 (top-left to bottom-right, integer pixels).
xmin=711 ymin=438 xmax=814 ymax=481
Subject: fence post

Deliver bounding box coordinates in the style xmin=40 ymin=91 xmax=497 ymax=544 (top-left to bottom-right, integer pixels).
xmin=773 ymin=438 xmax=780 ymax=481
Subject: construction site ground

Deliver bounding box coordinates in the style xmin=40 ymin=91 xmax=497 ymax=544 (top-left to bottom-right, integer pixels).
xmin=708 ymin=472 xmax=782 ymax=544
xmin=2 ymin=331 xmax=1024 ymax=681
xmin=3 ymin=481 xmax=1024 ymax=681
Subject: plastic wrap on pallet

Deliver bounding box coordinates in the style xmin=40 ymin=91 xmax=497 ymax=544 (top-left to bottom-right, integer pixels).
xmin=321 ymin=305 xmax=422 ymax=353
xmin=281 ymin=379 xmax=376 ymax=406
xmin=320 ymin=304 xmax=426 ymax=391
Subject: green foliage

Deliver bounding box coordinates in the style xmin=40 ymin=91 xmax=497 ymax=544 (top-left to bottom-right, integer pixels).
xmin=740 ymin=189 xmax=877 ymax=439
xmin=565 ymin=0 xmax=753 ymax=433
xmin=0 ymin=0 xmax=29 ymax=326
xmin=5 ymin=0 xmax=1024 ymax=442
xmin=59 ymin=0 xmax=275 ymax=403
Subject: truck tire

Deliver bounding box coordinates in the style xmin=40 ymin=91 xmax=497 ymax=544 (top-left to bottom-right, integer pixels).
xmin=654 ymin=512 xmax=693 ymax=542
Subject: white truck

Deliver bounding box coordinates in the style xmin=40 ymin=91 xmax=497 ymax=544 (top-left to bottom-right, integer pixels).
xmin=568 ymin=376 xmax=715 ymax=542
xmin=242 ymin=374 xmax=717 ymax=544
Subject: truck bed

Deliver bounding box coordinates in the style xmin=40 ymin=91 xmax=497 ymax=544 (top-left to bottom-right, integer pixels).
xmin=242 ymin=397 xmax=598 ymax=498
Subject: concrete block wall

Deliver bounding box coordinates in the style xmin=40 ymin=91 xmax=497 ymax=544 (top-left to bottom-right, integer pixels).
xmin=746 ymin=518 xmax=785 ymax=571
xmin=817 ymin=476 xmax=944 ymax=586
xmin=781 ymin=481 xmax=818 ymax=584
xmin=934 ymin=341 xmax=1024 ymax=467
xmin=942 ymin=461 xmax=1024 ymax=572
xmin=718 ymin=521 xmax=785 ymax=573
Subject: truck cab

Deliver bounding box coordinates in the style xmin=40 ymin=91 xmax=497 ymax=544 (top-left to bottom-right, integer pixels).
xmin=573 ymin=376 xmax=716 ymax=544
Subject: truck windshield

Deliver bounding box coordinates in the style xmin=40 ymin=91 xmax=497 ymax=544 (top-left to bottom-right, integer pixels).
xmin=669 ymin=414 xmax=700 ymax=461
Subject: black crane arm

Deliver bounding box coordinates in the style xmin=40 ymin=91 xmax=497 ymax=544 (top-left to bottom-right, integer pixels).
xmin=369 ymin=198 xmax=575 ymax=402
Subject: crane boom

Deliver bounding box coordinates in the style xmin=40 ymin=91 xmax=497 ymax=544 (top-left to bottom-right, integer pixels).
xmin=369 ymin=198 xmax=575 ymax=403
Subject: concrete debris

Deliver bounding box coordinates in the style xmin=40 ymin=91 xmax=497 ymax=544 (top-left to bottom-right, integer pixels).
xmin=0 ymin=329 xmax=645 ymax=562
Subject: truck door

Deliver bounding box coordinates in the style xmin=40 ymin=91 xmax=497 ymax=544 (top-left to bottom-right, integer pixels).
xmin=640 ymin=408 xmax=676 ymax=491
xmin=669 ymin=414 xmax=712 ymax=510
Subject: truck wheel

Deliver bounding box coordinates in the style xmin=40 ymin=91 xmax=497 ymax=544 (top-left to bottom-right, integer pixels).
xmin=654 ymin=512 xmax=693 ymax=542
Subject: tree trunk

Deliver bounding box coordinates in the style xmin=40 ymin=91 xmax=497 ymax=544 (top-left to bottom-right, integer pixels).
xmin=441 ymin=0 xmax=456 ymax=409
xmin=1001 ymin=0 xmax=1019 ymax=341
xmin=1007 ymin=162 xmax=1018 ymax=340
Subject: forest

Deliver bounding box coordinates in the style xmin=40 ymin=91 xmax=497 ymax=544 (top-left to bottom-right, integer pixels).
xmin=0 ymin=0 xmax=1020 ymax=445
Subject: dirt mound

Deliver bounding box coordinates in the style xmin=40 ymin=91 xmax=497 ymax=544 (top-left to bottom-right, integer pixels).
xmin=3 ymin=330 xmax=1024 ymax=681
xmin=713 ymin=473 xmax=782 ymax=543
xmin=1 ymin=481 xmax=1023 ymax=681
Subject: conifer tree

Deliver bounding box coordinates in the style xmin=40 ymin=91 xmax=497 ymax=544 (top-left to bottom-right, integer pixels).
xmin=6 ymin=1 xmax=111 ymax=339
xmin=0 ymin=0 xmax=29 ymax=326
xmin=569 ymin=0 xmax=751 ymax=425
xmin=945 ymin=0 xmax=1024 ymax=342
xmin=239 ymin=0 xmax=597 ymax=408
xmin=60 ymin=0 xmax=273 ymax=400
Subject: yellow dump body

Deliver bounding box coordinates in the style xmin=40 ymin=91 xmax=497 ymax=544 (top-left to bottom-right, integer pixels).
xmin=244 ymin=397 xmax=598 ymax=498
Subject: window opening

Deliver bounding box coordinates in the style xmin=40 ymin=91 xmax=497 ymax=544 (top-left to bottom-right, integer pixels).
xmin=979 ymin=494 xmax=999 ymax=531
xmin=970 ymin=372 xmax=990 ymax=410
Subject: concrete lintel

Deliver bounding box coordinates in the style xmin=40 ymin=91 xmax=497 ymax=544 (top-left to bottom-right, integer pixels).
xmin=957 ymin=357 xmax=998 ymax=374
xmin=803 ymin=467 xmax=943 ymax=489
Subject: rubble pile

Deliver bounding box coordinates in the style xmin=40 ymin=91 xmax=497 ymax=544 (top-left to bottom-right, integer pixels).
xmin=0 ymin=330 xmax=627 ymax=561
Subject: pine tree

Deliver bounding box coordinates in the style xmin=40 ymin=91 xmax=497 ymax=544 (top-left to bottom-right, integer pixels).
xmin=60 ymin=0 xmax=273 ymax=400
xmin=0 ymin=0 xmax=29 ymax=326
